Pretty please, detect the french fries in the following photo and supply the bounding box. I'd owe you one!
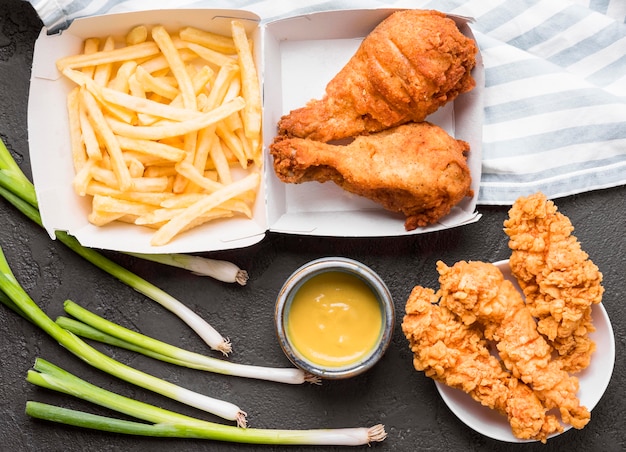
[57,20,262,246]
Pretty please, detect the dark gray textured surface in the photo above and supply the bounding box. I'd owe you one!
[0,1,624,450]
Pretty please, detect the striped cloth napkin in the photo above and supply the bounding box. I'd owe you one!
[26,0,626,205]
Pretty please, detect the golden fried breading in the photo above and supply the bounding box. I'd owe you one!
[277,9,477,142]
[436,260,590,429]
[402,286,562,442]
[270,122,472,230]
[504,192,603,372]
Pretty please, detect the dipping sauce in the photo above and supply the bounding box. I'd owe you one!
[286,271,383,368]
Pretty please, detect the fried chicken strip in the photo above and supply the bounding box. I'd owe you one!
[437,260,590,429]
[503,193,603,372]
[402,286,562,442]
[270,122,472,230]
[277,9,477,142]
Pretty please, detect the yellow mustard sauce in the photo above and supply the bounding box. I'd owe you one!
[287,271,382,368]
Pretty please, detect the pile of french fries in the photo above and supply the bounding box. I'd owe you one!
[56,21,262,246]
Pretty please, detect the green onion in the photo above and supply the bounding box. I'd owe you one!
[0,167,38,207]
[56,300,318,385]
[25,359,385,445]
[125,252,249,285]
[0,139,38,206]
[0,247,245,426]
[0,139,231,354]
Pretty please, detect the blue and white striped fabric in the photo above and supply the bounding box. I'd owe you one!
[25,0,626,205]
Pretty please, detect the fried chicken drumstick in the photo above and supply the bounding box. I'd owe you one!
[270,122,473,230]
[503,193,603,373]
[437,260,590,430]
[402,287,563,442]
[277,9,478,142]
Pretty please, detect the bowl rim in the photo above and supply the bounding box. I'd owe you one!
[274,256,395,379]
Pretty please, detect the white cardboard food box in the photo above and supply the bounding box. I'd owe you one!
[28,8,483,254]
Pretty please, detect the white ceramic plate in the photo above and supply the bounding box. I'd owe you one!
[435,259,615,443]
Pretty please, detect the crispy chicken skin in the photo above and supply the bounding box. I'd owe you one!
[402,287,563,442]
[277,9,478,142]
[503,193,603,372]
[270,122,473,230]
[436,260,590,430]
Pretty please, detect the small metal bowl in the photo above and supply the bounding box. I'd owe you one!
[275,257,395,379]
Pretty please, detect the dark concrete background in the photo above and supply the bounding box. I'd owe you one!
[0,1,624,450]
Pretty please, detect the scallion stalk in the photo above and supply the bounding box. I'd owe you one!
[0,139,231,354]
[25,359,385,445]
[125,252,249,285]
[26,402,386,445]
[0,248,245,426]
[57,300,318,385]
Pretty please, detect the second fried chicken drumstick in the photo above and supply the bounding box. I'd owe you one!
[270,122,473,230]
[277,9,478,142]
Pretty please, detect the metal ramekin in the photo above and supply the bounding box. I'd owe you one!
[275,257,395,379]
